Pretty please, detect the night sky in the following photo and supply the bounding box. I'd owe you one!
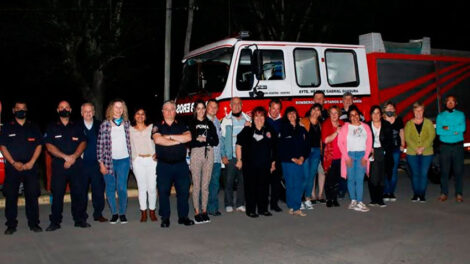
[0,0,468,127]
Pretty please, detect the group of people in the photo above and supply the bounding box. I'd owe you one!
[0,91,466,235]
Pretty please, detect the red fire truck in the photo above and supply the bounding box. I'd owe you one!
[175,32,470,149]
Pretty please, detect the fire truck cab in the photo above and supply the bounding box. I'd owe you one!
[176,36,371,118]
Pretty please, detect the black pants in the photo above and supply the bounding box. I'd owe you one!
[3,164,40,228]
[49,159,88,225]
[325,159,341,201]
[244,166,270,214]
[82,161,105,219]
[269,161,283,207]
[440,143,464,196]
[157,161,190,220]
[369,148,385,204]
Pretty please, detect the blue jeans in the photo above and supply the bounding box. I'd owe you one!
[282,162,304,211]
[104,158,130,215]
[207,163,221,214]
[303,148,321,198]
[346,151,366,202]
[384,148,401,195]
[407,154,433,197]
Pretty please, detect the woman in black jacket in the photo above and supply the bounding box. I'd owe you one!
[367,105,394,207]
[277,107,310,216]
[236,106,276,218]
[189,100,219,224]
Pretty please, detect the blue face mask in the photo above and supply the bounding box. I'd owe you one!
[113,117,123,126]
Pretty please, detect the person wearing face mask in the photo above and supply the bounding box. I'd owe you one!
[44,100,89,231]
[436,95,466,203]
[382,102,405,202]
[97,99,132,224]
[0,101,43,235]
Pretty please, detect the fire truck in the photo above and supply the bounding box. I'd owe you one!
[175,32,470,148]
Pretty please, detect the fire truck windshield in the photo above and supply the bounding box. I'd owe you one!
[178,47,234,97]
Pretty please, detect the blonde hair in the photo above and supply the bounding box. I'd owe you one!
[105,99,129,121]
[413,102,424,110]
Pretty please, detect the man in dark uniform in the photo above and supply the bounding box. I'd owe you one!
[0,101,42,235]
[79,102,106,222]
[152,100,194,228]
[44,100,89,231]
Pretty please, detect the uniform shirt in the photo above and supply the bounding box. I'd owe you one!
[0,120,42,163]
[152,120,189,163]
[44,120,86,162]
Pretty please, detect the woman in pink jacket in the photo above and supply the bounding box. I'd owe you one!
[338,107,373,212]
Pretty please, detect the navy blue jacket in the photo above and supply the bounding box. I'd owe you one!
[277,120,310,163]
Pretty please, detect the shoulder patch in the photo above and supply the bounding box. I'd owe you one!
[152,125,158,134]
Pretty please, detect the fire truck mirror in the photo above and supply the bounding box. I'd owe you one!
[252,49,263,81]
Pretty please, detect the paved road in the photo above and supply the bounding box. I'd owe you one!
[1,168,469,264]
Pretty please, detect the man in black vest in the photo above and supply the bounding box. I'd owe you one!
[79,102,106,222]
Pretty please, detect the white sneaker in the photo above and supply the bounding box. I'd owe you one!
[225,206,233,213]
[300,202,306,210]
[236,206,246,212]
[304,200,314,210]
[354,202,370,212]
[348,200,358,210]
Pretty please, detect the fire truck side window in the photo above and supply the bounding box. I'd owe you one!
[259,50,285,81]
[236,49,254,91]
[178,48,233,96]
[294,48,320,87]
[325,49,360,87]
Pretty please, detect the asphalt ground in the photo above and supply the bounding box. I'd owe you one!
[0,167,469,264]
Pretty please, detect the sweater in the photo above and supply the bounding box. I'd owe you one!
[436,110,466,144]
[404,118,435,156]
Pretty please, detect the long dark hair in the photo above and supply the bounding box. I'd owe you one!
[283,106,299,126]
[132,106,148,126]
[192,99,206,119]
[305,103,322,118]
[369,105,382,121]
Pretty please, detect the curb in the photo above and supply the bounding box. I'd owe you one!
[0,187,179,209]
